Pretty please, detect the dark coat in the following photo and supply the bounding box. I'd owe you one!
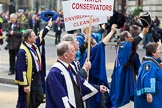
[6,22,23,50]
[53,22,63,34]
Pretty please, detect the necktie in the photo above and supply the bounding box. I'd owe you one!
[68,65,73,76]
[32,45,41,71]
[37,59,41,71]
[68,65,77,84]
[32,45,36,51]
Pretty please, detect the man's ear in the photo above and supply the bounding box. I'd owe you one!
[27,37,31,42]
[124,37,127,41]
[64,53,68,59]
[152,53,156,57]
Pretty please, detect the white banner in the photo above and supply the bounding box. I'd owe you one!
[62,1,107,31]
[69,0,114,16]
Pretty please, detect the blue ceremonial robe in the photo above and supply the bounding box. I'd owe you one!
[46,61,98,108]
[15,26,49,108]
[81,42,110,108]
[35,26,50,96]
[39,40,46,94]
[109,35,142,107]
[15,43,42,108]
[15,48,28,108]
[91,31,102,43]
[76,30,102,63]
[134,56,162,108]
[109,41,140,107]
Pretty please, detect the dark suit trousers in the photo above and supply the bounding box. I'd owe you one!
[55,32,61,45]
[30,72,43,108]
[9,49,18,73]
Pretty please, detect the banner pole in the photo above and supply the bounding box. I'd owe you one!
[87,15,93,81]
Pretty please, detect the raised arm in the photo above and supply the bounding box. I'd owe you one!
[134,26,150,45]
[35,18,53,46]
[102,24,117,45]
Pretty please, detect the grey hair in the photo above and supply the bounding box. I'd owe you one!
[119,31,130,41]
[22,29,34,41]
[10,13,18,19]
[61,34,76,43]
[57,41,70,56]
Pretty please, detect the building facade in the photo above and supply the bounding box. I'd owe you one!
[126,0,162,20]
[0,0,162,20]
[143,0,162,19]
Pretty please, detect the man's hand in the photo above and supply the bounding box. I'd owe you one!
[24,86,30,93]
[83,59,91,71]
[47,18,53,27]
[102,24,117,45]
[101,24,106,30]
[141,26,150,36]
[10,31,14,36]
[146,93,153,103]
[111,24,117,32]
[100,85,108,93]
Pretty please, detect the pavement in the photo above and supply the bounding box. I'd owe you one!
[0,45,14,85]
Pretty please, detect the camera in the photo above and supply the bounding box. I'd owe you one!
[5,32,11,42]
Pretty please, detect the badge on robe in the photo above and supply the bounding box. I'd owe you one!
[144,64,151,71]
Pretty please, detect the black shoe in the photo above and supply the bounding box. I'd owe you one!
[8,72,14,75]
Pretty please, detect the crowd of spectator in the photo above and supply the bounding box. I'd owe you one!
[121,14,162,48]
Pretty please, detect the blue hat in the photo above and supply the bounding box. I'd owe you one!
[40,11,59,22]
[76,33,85,46]
[91,32,102,43]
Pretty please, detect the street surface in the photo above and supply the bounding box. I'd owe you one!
[0,83,133,108]
[0,83,45,108]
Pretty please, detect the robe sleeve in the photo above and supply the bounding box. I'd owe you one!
[79,77,98,101]
[35,26,49,47]
[78,68,87,79]
[136,61,156,96]
[15,50,28,86]
[46,68,72,108]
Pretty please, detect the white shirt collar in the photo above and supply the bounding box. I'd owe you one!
[25,41,32,48]
[58,59,69,68]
